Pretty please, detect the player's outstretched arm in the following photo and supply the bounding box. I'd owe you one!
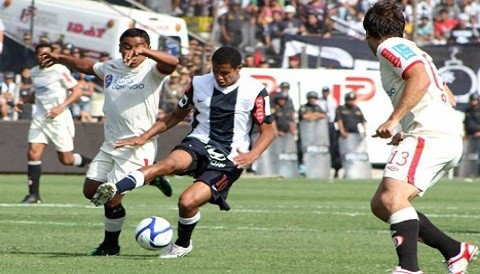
[39,52,96,75]
[114,107,191,148]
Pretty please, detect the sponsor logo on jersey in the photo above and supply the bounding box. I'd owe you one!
[105,74,113,88]
[386,88,396,97]
[381,48,401,68]
[108,75,145,90]
[253,96,265,123]
[392,44,416,60]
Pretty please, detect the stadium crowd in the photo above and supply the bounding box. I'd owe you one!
[0,1,479,178]
[2,0,480,122]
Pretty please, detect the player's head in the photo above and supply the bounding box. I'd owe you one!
[363,1,405,53]
[211,46,242,88]
[35,43,52,67]
[119,28,150,46]
[119,28,150,67]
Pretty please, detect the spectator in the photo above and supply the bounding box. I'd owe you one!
[238,1,259,53]
[281,5,303,36]
[16,67,34,120]
[159,70,185,114]
[218,0,250,49]
[243,54,256,67]
[0,71,16,120]
[71,73,95,122]
[417,14,435,45]
[317,86,341,178]
[263,10,286,55]
[287,54,301,68]
[464,93,480,138]
[447,13,480,44]
[434,8,458,43]
[258,0,284,28]
[301,12,330,37]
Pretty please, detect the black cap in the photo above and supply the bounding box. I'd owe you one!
[322,86,330,92]
[470,93,480,101]
[344,92,356,100]
[4,71,15,79]
[306,91,319,99]
[279,82,290,89]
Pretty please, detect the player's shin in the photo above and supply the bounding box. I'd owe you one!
[116,170,145,193]
[175,212,201,248]
[417,211,460,260]
[389,207,420,272]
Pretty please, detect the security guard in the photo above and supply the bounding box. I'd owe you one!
[464,93,480,138]
[335,92,366,139]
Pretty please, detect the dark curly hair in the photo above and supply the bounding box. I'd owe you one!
[363,1,405,39]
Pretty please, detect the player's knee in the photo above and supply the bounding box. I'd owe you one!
[83,179,101,199]
[177,195,198,213]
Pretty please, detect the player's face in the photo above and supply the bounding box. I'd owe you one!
[212,63,241,88]
[119,36,149,67]
[36,46,52,68]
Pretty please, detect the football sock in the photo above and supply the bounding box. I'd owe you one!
[73,153,92,167]
[389,207,420,272]
[103,203,126,248]
[115,170,145,194]
[27,161,41,196]
[175,212,201,248]
[417,211,460,260]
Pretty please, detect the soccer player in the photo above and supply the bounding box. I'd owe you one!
[91,46,275,258]
[39,28,178,256]
[363,2,478,274]
[17,43,91,204]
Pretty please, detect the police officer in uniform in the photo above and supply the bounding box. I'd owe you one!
[336,92,366,139]
[464,93,480,138]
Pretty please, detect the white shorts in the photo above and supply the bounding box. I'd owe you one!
[28,119,75,152]
[383,134,462,195]
[86,140,157,184]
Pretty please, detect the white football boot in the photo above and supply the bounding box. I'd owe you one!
[445,242,479,274]
[91,182,117,206]
[160,240,193,259]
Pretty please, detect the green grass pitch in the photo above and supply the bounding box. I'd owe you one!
[0,174,479,273]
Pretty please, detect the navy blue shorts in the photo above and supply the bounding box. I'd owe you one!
[174,138,243,211]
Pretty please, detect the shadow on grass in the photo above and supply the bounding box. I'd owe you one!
[2,250,159,259]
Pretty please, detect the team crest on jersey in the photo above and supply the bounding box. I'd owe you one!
[392,44,416,60]
[380,48,401,68]
[105,74,113,88]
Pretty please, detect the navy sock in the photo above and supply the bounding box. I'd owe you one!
[115,175,137,194]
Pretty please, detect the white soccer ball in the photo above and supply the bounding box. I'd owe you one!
[134,216,173,250]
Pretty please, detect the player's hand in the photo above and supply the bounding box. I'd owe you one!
[387,132,404,146]
[38,52,60,68]
[372,120,398,139]
[114,136,146,148]
[123,46,146,67]
[14,102,24,113]
[46,105,63,119]
[232,148,256,169]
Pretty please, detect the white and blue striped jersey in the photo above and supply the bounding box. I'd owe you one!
[178,72,272,161]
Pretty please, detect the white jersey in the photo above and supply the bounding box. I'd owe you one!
[30,64,78,123]
[93,58,166,143]
[377,37,462,137]
[178,72,272,161]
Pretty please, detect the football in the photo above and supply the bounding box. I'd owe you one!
[134,216,173,250]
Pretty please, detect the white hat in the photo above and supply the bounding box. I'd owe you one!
[284,5,296,13]
[458,13,469,21]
